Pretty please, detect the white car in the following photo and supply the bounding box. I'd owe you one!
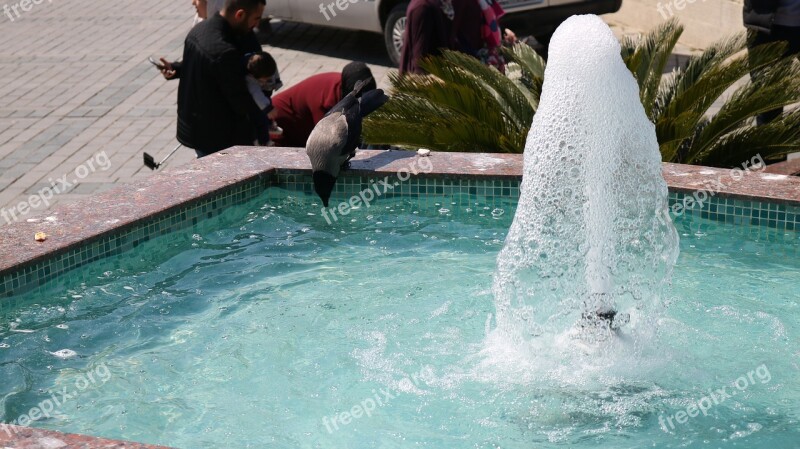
[264,0,623,65]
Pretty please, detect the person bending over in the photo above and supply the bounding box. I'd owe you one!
[270,62,376,147]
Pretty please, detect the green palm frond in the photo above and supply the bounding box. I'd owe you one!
[503,42,546,80]
[364,48,534,152]
[621,18,683,120]
[422,50,535,130]
[686,55,800,163]
[362,20,800,168]
[505,63,541,111]
[659,38,781,123]
[694,108,800,167]
[390,70,512,136]
[658,40,795,163]
[363,91,513,152]
[655,33,747,118]
[502,42,546,110]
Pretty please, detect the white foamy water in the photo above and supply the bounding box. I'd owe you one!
[50,349,78,359]
[490,16,680,354]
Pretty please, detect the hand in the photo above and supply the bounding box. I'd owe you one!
[504,28,518,45]
[159,57,177,80]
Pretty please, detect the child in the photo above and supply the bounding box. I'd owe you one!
[244,51,283,145]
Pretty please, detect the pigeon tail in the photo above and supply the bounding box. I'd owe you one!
[360,89,389,117]
[350,78,373,98]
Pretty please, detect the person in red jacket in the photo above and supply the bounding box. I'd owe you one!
[270,62,376,147]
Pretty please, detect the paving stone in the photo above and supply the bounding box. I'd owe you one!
[0,0,540,214]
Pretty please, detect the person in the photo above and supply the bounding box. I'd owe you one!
[158,0,263,81]
[270,62,377,147]
[474,0,507,72]
[744,0,800,125]
[158,0,208,80]
[207,0,225,16]
[244,51,283,145]
[399,0,498,75]
[176,0,266,157]
[399,0,456,75]
[451,0,506,72]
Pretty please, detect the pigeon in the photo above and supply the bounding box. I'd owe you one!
[306,78,389,207]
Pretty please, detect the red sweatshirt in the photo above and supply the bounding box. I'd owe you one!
[271,72,343,147]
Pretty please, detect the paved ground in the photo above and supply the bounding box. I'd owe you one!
[0,1,395,225]
[0,1,713,226]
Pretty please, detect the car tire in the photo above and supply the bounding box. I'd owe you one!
[383,3,409,67]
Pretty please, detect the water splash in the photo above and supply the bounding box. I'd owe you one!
[491,15,680,351]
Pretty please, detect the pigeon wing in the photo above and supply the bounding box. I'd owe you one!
[306,112,350,176]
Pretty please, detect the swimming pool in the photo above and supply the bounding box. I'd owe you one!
[1,187,797,448]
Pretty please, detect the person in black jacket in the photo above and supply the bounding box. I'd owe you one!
[157,0,209,80]
[744,0,800,125]
[161,3,262,80]
[176,0,266,157]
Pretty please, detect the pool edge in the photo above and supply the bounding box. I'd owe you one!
[3,147,800,278]
[0,146,799,447]
[0,424,173,448]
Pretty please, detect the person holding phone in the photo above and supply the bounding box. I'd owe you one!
[154,0,209,80]
[176,0,267,157]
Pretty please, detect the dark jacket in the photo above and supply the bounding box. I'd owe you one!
[400,0,453,75]
[176,14,261,154]
[171,61,182,79]
[169,23,260,80]
[744,0,780,33]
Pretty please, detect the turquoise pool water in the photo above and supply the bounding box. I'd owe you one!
[1,190,798,448]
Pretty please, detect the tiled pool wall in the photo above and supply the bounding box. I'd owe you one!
[271,170,521,216]
[668,191,798,232]
[4,169,798,303]
[278,170,800,230]
[0,177,269,306]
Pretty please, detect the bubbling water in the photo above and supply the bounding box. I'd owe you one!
[491,15,680,350]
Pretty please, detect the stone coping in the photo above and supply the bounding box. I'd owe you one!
[2,146,800,277]
[764,158,800,176]
[0,424,171,448]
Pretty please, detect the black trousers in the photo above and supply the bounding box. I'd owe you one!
[748,25,800,125]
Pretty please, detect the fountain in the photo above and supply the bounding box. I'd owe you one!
[491,15,681,347]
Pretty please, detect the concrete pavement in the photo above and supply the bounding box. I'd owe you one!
[0,0,393,226]
[0,0,741,227]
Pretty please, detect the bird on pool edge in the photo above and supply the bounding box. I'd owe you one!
[305,78,389,207]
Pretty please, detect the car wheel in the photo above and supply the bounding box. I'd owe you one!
[384,3,408,67]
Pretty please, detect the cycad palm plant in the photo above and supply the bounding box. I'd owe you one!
[361,48,542,153]
[625,20,800,166]
[363,19,800,167]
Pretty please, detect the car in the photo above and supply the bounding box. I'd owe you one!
[264,0,623,65]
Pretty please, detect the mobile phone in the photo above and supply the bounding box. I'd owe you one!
[148,57,164,69]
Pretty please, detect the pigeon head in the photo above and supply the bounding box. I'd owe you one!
[313,171,337,207]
